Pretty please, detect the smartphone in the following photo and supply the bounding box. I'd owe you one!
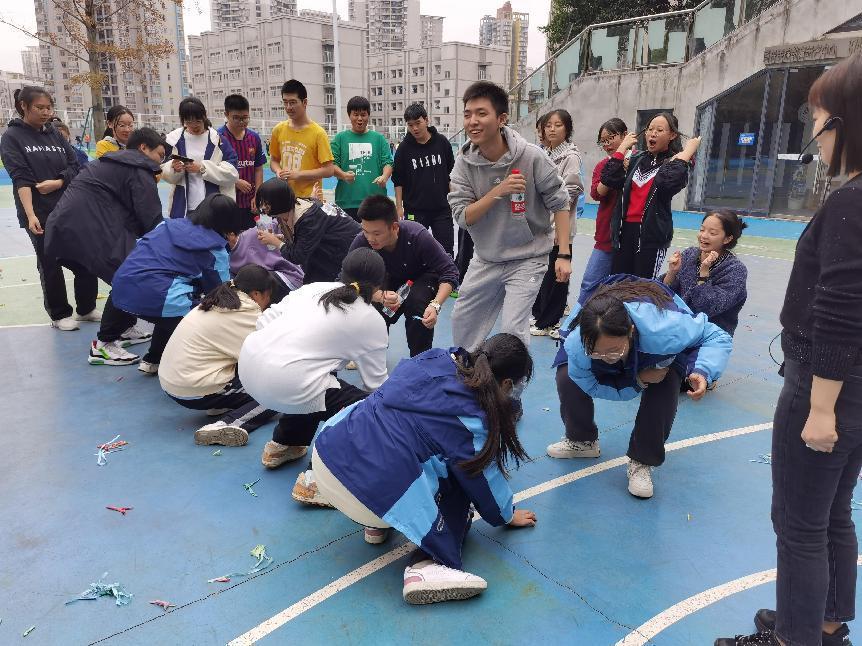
[170,153,194,164]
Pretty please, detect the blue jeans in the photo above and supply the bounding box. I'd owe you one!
[577,248,613,305]
[772,359,862,645]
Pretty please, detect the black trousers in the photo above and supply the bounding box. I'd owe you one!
[167,373,276,432]
[531,245,569,329]
[343,207,360,223]
[97,294,137,342]
[555,363,681,466]
[381,272,439,357]
[611,222,667,279]
[272,378,368,446]
[455,229,474,285]
[411,208,454,258]
[28,230,98,321]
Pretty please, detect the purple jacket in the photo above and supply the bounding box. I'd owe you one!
[230,228,304,290]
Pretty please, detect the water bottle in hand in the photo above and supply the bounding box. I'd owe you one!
[510,169,526,218]
[382,280,414,318]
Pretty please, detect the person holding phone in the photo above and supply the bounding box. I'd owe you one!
[161,97,239,218]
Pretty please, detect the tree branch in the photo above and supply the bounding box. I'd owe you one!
[0,17,88,62]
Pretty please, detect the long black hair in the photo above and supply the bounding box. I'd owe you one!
[704,208,747,250]
[200,264,278,312]
[13,86,52,117]
[457,333,534,478]
[188,193,243,236]
[179,97,212,129]
[647,111,683,155]
[597,117,628,143]
[318,248,385,312]
[543,109,573,142]
[103,104,131,138]
[577,279,674,355]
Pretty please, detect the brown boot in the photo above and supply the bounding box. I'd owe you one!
[291,471,334,508]
[261,441,307,468]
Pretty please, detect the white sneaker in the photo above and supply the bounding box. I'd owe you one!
[627,459,654,498]
[51,316,79,331]
[74,308,102,322]
[138,360,159,375]
[88,340,140,366]
[530,325,554,337]
[564,304,571,316]
[194,420,249,447]
[546,438,600,459]
[402,562,488,605]
[529,316,536,326]
[364,527,391,544]
[549,328,561,340]
[291,471,334,508]
[119,323,153,347]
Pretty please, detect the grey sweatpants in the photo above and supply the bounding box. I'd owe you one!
[451,255,548,351]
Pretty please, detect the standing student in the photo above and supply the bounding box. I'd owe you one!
[350,194,459,357]
[95,108,133,158]
[238,248,389,471]
[449,81,571,351]
[310,333,537,603]
[530,109,585,338]
[578,118,628,304]
[161,97,239,218]
[218,94,267,230]
[269,79,335,199]
[393,103,456,256]
[255,177,360,284]
[159,265,279,448]
[549,276,731,499]
[43,127,167,365]
[715,53,862,646]
[0,86,98,331]
[603,112,700,279]
[332,95,393,221]
[109,193,239,373]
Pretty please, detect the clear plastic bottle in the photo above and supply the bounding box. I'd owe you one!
[510,168,526,218]
[256,213,277,250]
[382,280,413,318]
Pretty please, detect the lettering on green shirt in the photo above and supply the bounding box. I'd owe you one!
[332,129,394,209]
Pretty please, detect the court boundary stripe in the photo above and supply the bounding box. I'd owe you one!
[228,422,772,645]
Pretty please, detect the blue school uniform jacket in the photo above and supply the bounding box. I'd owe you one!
[111,219,230,319]
[314,348,515,570]
[553,275,732,400]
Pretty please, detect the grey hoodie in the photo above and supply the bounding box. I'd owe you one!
[449,126,569,263]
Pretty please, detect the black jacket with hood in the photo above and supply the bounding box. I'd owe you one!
[0,118,80,227]
[392,126,455,214]
[44,149,164,283]
[601,150,690,251]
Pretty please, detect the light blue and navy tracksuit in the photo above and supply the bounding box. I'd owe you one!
[108,218,231,363]
[553,274,732,466]
[313,347,515,570]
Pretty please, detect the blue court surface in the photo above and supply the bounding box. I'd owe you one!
[1,202,860,646]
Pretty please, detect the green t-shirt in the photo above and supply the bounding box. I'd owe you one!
[331,129,394,209]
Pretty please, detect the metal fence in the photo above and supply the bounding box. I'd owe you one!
[508,0,782,123]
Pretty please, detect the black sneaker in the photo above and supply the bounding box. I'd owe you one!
[754,609,852,645]
[714,632,780,646]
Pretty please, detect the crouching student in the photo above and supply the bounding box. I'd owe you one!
[308,333,538,604]
[158,265,280,447]
[548,276,732,499]
[109,193,240,373]
[238,248,389,471]
[226,225,304,304]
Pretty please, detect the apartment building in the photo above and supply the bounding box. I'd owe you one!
[0,70,41,115]
[479,1,529,88]
[209,0,297,31]
[21,46,42,84]
[368,42,509,138]
[420,15,444,48]
[349,0,421,52]
[188,14,367,133]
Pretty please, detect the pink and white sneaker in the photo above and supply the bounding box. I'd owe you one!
[402,561,487,605]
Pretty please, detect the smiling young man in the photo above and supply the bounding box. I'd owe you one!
[448,81,571,352]
[349,194,459,357]
[218,94,267,229]
[269,79,334,199]
[332,96,393,222]
[392,103,456,256]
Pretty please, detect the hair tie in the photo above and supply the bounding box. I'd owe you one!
[350,282,360,294]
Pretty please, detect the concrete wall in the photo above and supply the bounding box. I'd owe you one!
[513,0,862,210]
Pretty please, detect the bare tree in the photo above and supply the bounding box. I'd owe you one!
[1,0,182,137]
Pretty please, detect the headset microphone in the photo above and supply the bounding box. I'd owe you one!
[798,116,842,164]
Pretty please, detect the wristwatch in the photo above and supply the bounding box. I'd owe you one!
[429,301,442,313]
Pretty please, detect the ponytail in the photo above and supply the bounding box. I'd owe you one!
[457,333,533,477]
[14,86,52,117]
[200,264,276,311]
[318,248,385,313]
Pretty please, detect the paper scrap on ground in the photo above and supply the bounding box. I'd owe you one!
[66,572,133,606]
[106,506,133,515]
[23,625,35,637]
[243,478,261,497]
[749,453,771,465]
[96,435,128,466]
[208,544,273,583]
[212,449,222,456]
[149,599,176,612]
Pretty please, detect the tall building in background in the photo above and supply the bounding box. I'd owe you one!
[34,0,188,125]
[349,0,420,52]
[210,0,298,31]
[420,15,444,48]
[479,1,529,88]
[21,46,42,83]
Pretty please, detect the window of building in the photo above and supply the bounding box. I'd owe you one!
[434,82,440,92]
[210,52,222,63]
[419,66,424,75]
[249,67,261,79]
[229,69,241,80]
[390,69,397,79]
[247,45,259,58]
[267,41,281,55]
[412,84,417,94]
[268,64,283,75]
[434,117,441,126]
[270,85,280,97]
[444,106,449,114]
[478,65,488,81]
[228,49,240,61]
[444,88,450,97]
[434,64,441,74]
[324,92,335,106]
[444,70,450,79]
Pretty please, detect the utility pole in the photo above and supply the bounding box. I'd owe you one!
[332,0,343,133]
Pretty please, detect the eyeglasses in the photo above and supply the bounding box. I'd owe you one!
[586,339,629,362]
[597,137,617,147]
[230,115,250,123]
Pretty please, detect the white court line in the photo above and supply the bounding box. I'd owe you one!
[615,555,862,646]
[0,322,51,329]
[228,422,772,645]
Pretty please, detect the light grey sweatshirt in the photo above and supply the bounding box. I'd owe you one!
[449,126,570,263]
